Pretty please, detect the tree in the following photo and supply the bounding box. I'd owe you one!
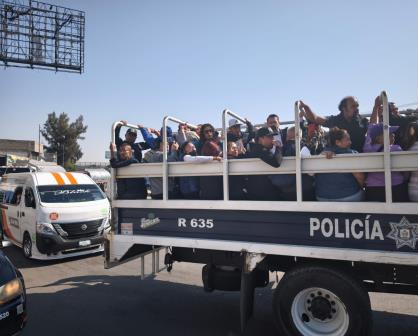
[41,112,87,170]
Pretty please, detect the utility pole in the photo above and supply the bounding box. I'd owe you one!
[62,135,65,167]
[38,124,41,161]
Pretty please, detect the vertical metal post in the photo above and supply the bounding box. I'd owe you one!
[381,91,392,204]
[222,110,229,201]
[151,249,156,275]
[141,256,145,280]
[29,0,34,67]
[62,135,65,167]
[294,101,302,203]
[38,124,41,160]
[110,122,119,204]
[221,110,249,202]
[162,117,169,201]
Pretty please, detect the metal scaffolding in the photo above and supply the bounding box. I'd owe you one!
[0,0,85,73]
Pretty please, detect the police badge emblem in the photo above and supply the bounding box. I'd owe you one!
[387,217,418,249]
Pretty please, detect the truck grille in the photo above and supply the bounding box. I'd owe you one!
[53,219,103,239]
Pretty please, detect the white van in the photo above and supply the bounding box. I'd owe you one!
[0,172,111,259]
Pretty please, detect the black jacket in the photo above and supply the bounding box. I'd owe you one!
[245,144,282,200]
[247,143,282,167]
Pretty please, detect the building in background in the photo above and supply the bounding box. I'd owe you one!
[0,139,56,165]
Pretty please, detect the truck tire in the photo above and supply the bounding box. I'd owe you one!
[23,232,32,259]
[273,265,372,336]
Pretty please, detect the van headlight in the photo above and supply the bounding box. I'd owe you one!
[36,223,56,235]
[0,278,23,305]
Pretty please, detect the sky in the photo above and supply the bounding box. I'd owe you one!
[1,0,418,162]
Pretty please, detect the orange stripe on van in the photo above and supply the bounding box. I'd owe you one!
[51,172,65,185]
[65,172,78,185]
[1,209,19,245]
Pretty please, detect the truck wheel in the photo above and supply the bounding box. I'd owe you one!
[23,233,32,259]
[273,265,372,336]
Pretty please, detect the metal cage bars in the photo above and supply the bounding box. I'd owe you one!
[111,90,395,203]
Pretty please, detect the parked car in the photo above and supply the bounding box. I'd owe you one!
[0,250,27,335]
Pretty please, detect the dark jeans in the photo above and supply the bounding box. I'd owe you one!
[365,182,409,202]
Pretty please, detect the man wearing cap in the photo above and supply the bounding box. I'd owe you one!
[114,121,151,162]
[246,127,283,200]
[363,122,409,202]
[227,118,255,155]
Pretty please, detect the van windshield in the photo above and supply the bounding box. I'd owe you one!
[37,184,106,203]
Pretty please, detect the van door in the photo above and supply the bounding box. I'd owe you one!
[21,187,37,242]
[4,186,24,245]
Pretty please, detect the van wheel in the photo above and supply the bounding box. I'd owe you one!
[273,265,372,336]
[23,233,32,259]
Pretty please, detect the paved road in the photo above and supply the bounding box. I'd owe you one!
[2,243,418,336]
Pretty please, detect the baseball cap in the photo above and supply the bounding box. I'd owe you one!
[229,119,243,128]
[126,128,137,135]
[368,123,399,141]
[256,127,277,137]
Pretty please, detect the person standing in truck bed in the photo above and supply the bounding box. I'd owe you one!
[114,121,151,162]
[246,127,283,200]
[299,97,369,153]
[109,143,147,199]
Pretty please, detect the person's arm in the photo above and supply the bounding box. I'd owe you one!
[362,123,375,153]
[244,119,255,144]
[139,127,155,148]
[370,96,381,124]
[299,101,327,125]
[352,172,365,188]
[109,143,118,159]
[110,157,138,168]
[176,127,188,145]
[114,123,124,146]
[183,155,221,163]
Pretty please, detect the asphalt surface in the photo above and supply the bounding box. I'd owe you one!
[2,242,418,336]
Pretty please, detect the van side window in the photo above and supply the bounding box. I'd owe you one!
[3,191,13,204]
[24,188,36,209]
[10,187,23,205]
